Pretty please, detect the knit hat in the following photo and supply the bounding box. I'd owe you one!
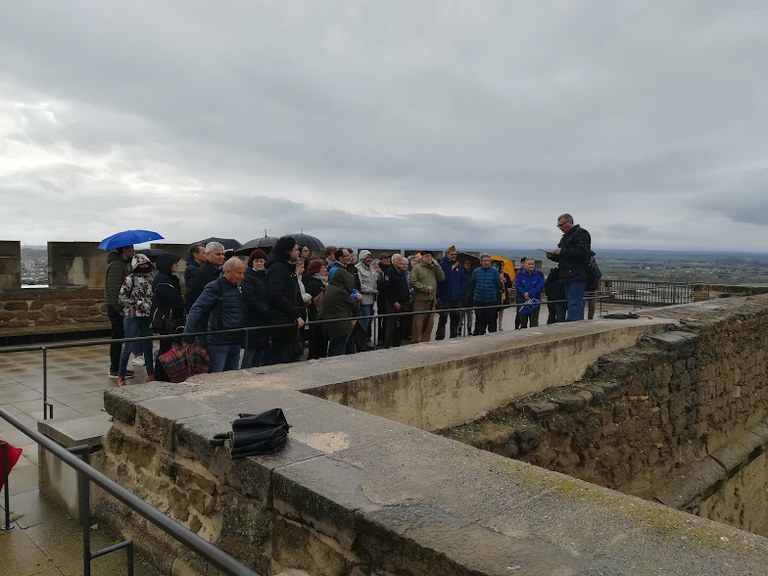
[358,249,372,260]
[248,249,267,266]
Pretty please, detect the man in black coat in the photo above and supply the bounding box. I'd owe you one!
[546,213,591,322]
[379,254,410,348]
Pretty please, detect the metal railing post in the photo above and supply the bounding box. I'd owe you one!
[42,347,53,420]
[1,441,9,530]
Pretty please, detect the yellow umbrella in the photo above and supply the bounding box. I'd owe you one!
[490,255,516,282]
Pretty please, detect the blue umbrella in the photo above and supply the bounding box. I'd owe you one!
[98,229,164,251]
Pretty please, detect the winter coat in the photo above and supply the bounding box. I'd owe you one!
[586,260,602,292]
[151,254,184,326]
[379,265,409,308]
[544,269,566,301]
[355,262,379,305]
[303,275,327,320]
[471,266,502,304]
[437,257,467,303]
[118,254,154,317]
[411,261,445,302]
[105,251,130,309]
[549,224,591,283]
[241,267,268,327]
[185,261,221,312]
[321,268,358,340]
[514,269,545,312]
[265,256,301,343]
[185,276,244,346]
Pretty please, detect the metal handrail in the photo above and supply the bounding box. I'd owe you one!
[0,404,259,576]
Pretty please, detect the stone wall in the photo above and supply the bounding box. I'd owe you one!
[0,240,21,290]
[0,287,108,332]
[89,297,768,576]
[440,296,768,534]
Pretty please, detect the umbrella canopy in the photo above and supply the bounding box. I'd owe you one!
[236,235,278,255]
[98,229,164,251]
[491,254,517,281]
[136,248,179,262]
[457,252,480,270]
[196,237,241,251]
[289,233,324,252]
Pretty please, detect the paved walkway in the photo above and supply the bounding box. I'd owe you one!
[0,341,160,575]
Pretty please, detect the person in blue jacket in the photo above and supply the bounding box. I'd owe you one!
[435,245,466,340]
[514,258,545,328]
[471,253,503,335]
[184,257,246,373]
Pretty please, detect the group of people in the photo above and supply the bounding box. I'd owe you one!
[104,213,599,380]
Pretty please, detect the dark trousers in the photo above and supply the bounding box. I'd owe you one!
[435,301,462,339]
[107,305,124,372]
[384,302,405,348]
[517,308,541,329]
[473,303,498,335]
[547,302,566,324]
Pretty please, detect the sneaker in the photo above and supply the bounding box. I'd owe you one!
[116,377,126,387]
[108,370,135,379]
[131,355,145,366]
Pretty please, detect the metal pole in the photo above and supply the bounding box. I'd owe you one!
[73,446,93,576]
[1,441,9,530]
[42,347,52,420]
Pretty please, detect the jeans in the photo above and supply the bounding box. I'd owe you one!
[107,305,125,373]
[358,304,373,333]
[328,334,350,356]
[565,281,587,321]
[208,344,241,372]
[119,316,153,378]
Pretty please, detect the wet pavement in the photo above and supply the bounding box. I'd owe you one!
[0,342,161,575]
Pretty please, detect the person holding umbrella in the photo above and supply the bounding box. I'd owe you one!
[105,245,135,380]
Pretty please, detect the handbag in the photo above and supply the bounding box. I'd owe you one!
[157,343,190,383]
[211,409,291,459]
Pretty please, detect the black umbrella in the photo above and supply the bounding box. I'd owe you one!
[289,233,325,252]
[195,237,241,251]
[136,248,180,262]
[236,235,279,255]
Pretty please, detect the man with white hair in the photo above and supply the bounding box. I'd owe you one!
[380,253,409,348]
[184,256,246,372]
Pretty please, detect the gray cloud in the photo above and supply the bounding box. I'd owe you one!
[2,1,768,251]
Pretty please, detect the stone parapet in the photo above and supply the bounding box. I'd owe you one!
[92,304,768,575]
[0,240,21,290]
[0,286,108,336]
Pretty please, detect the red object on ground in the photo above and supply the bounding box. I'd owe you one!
[0,439,23,491]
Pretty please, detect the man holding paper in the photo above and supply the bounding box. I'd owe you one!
[546,213,592,321]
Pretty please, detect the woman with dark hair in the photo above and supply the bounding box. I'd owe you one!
[241,249,269,368]
[303,258,328,359]
[151,253,185,382]
[264,236,304,365]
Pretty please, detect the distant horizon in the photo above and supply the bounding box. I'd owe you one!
[17,242,768,258]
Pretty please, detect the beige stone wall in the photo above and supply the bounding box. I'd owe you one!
[0,287,108,332]
[441,296,768,533]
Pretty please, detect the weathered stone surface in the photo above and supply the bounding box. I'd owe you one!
[90,295,768,576]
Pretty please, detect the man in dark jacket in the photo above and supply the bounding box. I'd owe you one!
[546,213,592,322]
[105,245,135,379]
[184,242,224,313]
[435,245,466,340]
[265,236,304,365]
[184,257,245,372]
[379,254,409,348]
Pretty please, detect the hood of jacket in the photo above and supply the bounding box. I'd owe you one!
[130,253,152,271]
[155,253,180,274]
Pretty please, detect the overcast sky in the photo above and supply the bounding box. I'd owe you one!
[2,2,767,253]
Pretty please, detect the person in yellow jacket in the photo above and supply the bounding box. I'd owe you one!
[409,250,446,343]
